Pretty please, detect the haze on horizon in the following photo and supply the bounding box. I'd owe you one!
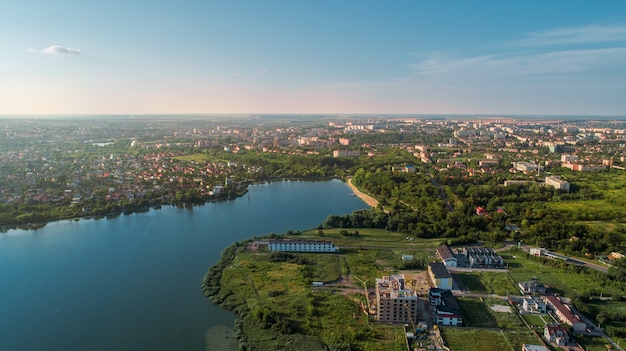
[1,0,626,116]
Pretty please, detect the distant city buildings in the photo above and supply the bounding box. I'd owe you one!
[512,161,541,173]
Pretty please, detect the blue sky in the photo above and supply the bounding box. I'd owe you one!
[1,0,626,115]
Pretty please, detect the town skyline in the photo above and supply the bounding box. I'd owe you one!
[2,1,626,115]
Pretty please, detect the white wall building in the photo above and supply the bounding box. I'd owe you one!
[545,176,570,193]
[333,150,361,158]
[268,240,338,253]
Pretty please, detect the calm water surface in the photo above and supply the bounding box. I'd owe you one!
[0,180,367,351]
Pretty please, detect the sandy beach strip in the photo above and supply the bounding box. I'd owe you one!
[347,177,379,207]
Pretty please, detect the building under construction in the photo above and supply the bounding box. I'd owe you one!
[375,274,418,324]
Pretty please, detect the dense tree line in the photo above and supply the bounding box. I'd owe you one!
[326,167,619,256]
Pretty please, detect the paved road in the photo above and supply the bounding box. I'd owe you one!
[502,242,609,273]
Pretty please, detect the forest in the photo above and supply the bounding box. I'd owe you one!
[324,162,626,258]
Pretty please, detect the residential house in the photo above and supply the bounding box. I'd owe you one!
[522,296,546,314]
[429,288,463,326]
[529,248,546,257]
[521,345,549,351]
[543,295,587,332]
[544,325,570,346]
[476,206,488,216]
[462,247,505,268]
[436,245,458,267]
[519,280,547,295]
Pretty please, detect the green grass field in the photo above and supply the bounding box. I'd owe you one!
[547,199,626,220]
[441,328,539,351]
[211,230,625,350]
[298,228,442,251]
[575,335,617,351]
[521,314,548,328]
[458,297,526,330]
[501,249,613,296]
[457,297,498,328]
[455,271,518,295]
[546,171,626,220]
[219,248,407,350]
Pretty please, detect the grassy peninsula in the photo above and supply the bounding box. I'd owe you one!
[201,229,440,351]
[204,225,626,351]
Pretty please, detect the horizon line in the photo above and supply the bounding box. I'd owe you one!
[1,113,626,118]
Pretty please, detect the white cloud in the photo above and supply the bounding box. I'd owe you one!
[407,23,626,83]
[409,47,626,82]
[512,24,626,47]
[258,69,268,74]
[38,45,82,55]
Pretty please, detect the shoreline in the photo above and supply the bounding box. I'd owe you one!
[346,177,379,207]
[2,178,368,233]
[1,177,347,233]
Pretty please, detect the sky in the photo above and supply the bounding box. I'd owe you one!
[1,0,626,116]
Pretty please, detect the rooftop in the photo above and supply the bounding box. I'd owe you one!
[376,274,417,299]
[543,295,583,325]
[437,245,454,260]
[429,262,451,279]
[268,239,334,245]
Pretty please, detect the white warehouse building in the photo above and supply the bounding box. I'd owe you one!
[268,239,339,253]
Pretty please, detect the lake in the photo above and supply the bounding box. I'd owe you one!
[0,180,368,351]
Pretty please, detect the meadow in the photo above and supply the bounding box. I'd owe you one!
[217,247,408,350]
[500,248,613,297]
[458,297,527,330]
[207,233,624,350]
[455,271,518,295]
[441,328,539,351]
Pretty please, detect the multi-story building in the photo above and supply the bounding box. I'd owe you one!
[512,161,540,173]
[429,288,463,326]
[561,155,579,163]
[333,150,361,158]
[522,296,546,314]
[545,176,570,193]
[461,247,505,268]
[375,274,418,324]
[268,240,338,253]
